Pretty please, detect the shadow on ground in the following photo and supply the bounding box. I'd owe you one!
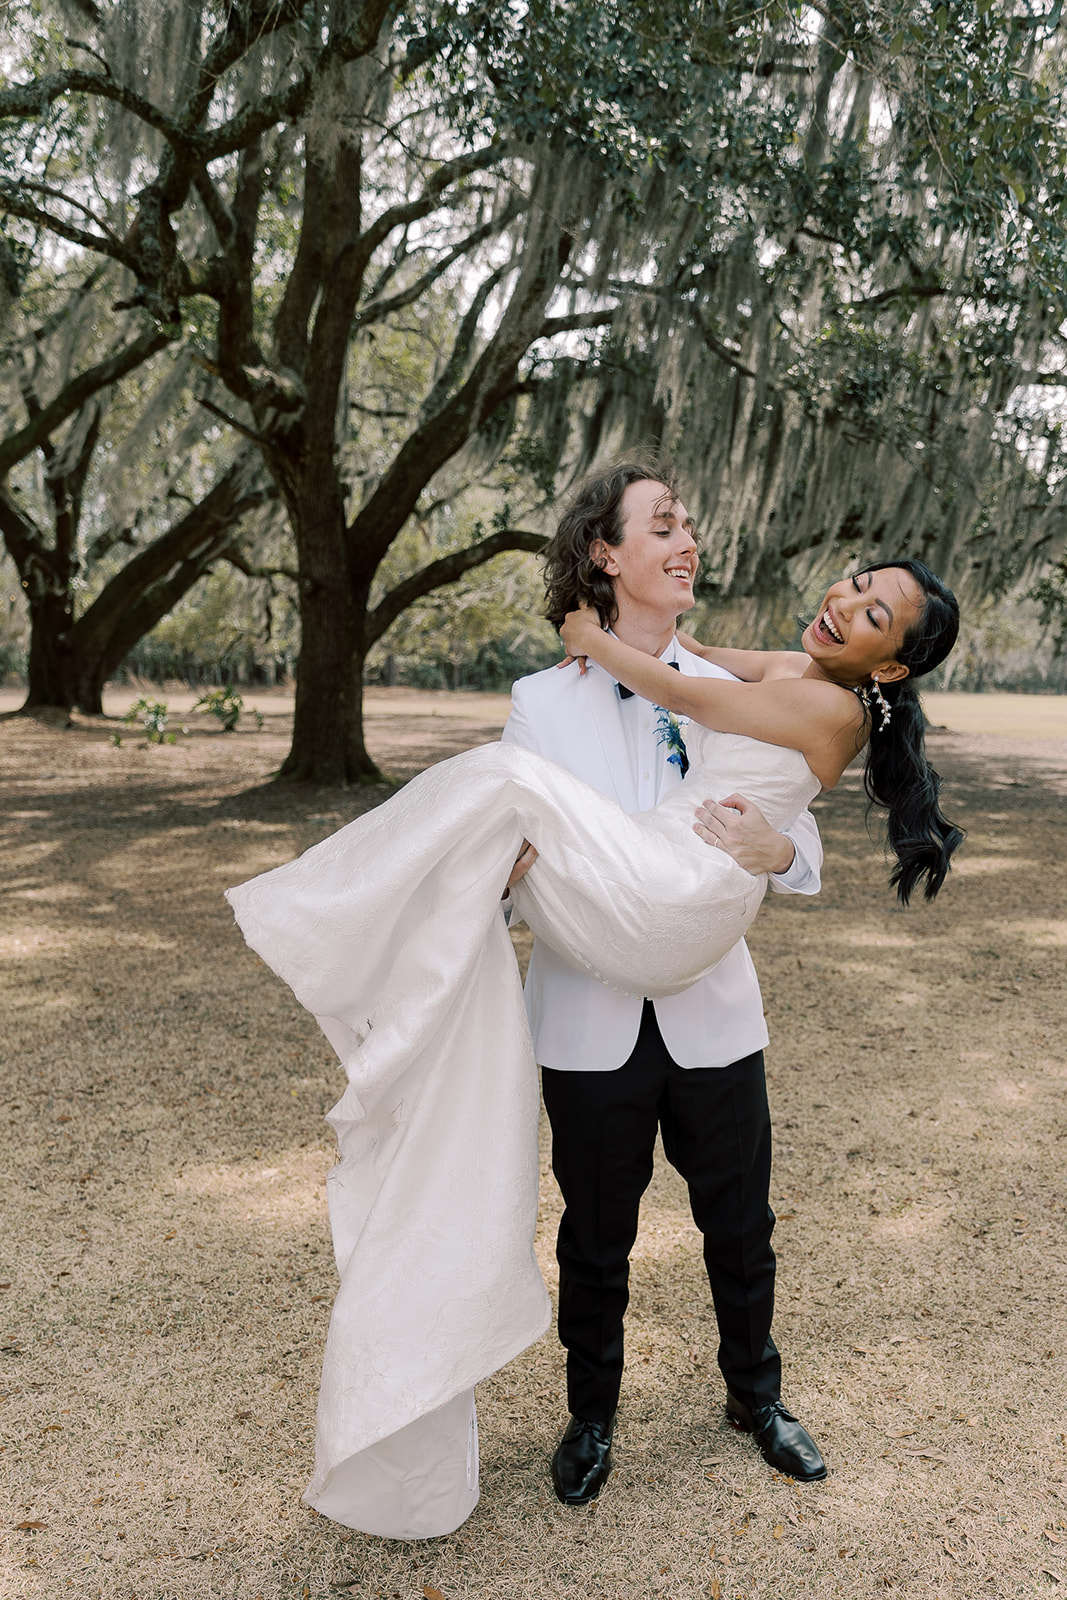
[1,700,1065,1599]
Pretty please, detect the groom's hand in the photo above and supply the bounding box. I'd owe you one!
[504,839,538,894]
[693,793,796,875]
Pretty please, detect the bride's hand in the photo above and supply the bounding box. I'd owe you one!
[559,603,602,672]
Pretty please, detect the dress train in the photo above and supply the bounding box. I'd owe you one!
[225,731,820,1537]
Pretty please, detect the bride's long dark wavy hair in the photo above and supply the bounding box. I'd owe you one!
[856,559,964,904]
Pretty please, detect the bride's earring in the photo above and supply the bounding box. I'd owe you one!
[870,674,891,732]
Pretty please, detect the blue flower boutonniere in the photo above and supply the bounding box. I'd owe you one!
[654,706,689,777]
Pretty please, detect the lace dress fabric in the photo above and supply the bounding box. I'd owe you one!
[225,728,820,1539]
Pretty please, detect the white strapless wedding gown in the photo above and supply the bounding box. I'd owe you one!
[226,727,820,1540]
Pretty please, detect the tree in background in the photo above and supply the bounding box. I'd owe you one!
[2,1,1066,778]
[0,274,271,710]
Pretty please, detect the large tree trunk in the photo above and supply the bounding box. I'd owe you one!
[347,632,380,781]
[4,452,264,716]
[275,471,374,784]
[267,106,381,786]
[23,590,78,709]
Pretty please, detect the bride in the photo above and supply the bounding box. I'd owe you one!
[227,533,961,1540]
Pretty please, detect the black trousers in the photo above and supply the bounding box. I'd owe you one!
[541,1000,781,1425]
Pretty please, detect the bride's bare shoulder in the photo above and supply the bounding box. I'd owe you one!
[761,650,811,680]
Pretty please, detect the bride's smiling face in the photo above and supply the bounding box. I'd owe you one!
[803,566,926,686]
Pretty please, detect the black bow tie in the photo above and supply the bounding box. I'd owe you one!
[616,659,680,699]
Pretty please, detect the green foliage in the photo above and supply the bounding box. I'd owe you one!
[122,697,174,744]
[4,0,1066,753]
[193,686,262,731]
[1028,559,1067,654]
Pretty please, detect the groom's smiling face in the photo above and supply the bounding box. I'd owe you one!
[594,479,699,624]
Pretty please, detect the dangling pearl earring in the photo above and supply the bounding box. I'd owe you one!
[870,674,891,732]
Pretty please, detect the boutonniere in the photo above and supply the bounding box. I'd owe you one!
[654,706,690,776]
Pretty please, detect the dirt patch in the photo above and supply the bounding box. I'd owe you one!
[1,690,1065,1599]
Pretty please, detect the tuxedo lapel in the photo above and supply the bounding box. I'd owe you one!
[578,664,637,811]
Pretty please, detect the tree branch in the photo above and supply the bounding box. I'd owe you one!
[0,327,169,477]
[349,182,570,578]
[0,69,196,152]
[849,283,948,310]
[13,178,125,246]
[68,451,267,666]
[538,308,617,339]
[197,0,395,159]
[0,183,141,274]
[193,169,236,249]
[366,528,545,644]
[190,1,307,132]
[218,544,297,584]
[689,304,757,379]
[355,199,523,331]
[0,483,47,573]
[419,259,516,422]
[196,396,275,449]
[354,145,507,268]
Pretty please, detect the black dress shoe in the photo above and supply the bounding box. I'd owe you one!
[725,1393,827,1481]
[551,1415,614,1505]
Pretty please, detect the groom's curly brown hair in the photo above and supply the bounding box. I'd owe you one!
[542,455,679,632]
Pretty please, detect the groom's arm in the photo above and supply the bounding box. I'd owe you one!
[770,808,821,895]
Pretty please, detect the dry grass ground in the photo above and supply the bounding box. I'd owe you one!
[1,685,1065,1600]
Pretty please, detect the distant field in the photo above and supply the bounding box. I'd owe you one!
[1,684,1064,740]
[920,690,1066,738]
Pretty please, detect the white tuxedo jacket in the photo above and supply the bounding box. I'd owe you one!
[501,649,822,1071]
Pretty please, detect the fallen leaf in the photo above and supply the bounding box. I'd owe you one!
[1042,1570,1062,1586]
[423,1588,446,1600]
[890,1429,917,1438]
[773,1523,785,1538]
[163,1231,175,1240]
[311,1295,327,1303]
[776,1212,795,1221]
[56,1115,72,1124]
[1046,1530,1062,1544]
[709,1581,722,1600]
[41,1425,62,1433]
[16,1521,46,1530]
[904,1448,948,1461]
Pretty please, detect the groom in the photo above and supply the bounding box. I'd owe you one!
[501,459,827,1502]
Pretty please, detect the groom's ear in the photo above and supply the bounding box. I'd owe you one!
[590,538,620,576]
